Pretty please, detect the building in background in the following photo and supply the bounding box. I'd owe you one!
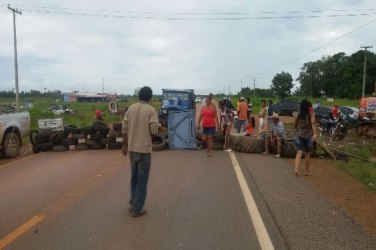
[63,92,116,103]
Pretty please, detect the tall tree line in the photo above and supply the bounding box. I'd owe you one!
[296,50,376,99]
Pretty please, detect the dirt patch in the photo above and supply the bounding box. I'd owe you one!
[0,144,33,167]
[287,158,376,237]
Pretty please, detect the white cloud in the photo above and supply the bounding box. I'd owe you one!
[0,0,375,95]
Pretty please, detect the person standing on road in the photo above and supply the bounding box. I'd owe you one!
[258,100,267,133]
[294,99,317,177]
[197,94,219,157]
[237,97,248,133]
[219,100,233,151]
[246,97,253,118]
[122,86,159,217]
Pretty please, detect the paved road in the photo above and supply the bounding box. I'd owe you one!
[0,148,375,249]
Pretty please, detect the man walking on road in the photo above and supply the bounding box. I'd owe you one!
[122,86,159,217]
[237,97,248,133]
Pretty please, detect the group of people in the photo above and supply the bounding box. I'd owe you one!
[121,88,317,217]
[196,94,317,176]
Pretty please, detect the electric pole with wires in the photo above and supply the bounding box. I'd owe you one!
[361,45,373,98]
[8,5,22,111]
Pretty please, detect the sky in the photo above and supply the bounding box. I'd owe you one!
[0,0,375,95]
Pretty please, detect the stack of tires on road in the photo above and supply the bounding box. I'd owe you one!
[30,121,123,153]
[195,131,315,157]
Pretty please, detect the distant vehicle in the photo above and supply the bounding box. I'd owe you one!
[339,106,359,119]
[0,110,30,158]
[48,105,75,115]
[159,89,195,127]
[195,97,202,103]
[314,106,332,122]
[268,99,299,116]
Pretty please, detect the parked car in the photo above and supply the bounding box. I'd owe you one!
[195,97,202,103]
[340,106,359,119]
[0,110,30,158]
[314,106,332,122]
[48,105,75,115]
[268,99,299,116]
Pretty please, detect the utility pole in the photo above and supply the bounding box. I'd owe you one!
[253,78,256,98]
[8,5,22,112]
[361,45,373,98]
[228,84,232,96]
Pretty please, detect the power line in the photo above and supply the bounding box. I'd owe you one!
[254,18,376,78]
[6,4,376,15]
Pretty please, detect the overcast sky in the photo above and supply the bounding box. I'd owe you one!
[0,0,375,95]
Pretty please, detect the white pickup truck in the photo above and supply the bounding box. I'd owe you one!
[0,111,30,158]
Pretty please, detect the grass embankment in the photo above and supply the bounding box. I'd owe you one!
[336,142,376,192]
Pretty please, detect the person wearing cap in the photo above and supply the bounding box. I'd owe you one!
[262,112,286,158]
[237,97,248,133]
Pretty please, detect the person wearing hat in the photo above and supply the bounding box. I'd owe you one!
[262,112,286,158]
[237,97,248,133]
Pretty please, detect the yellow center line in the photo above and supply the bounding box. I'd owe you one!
[0,214,46,250]
[0,153,42,170]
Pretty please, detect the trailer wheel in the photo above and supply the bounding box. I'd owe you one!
[2,132,20,158]
[152,134,167,151]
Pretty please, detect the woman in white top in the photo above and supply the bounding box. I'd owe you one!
[258,100,267,133]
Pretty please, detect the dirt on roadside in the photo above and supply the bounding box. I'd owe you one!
[287,158,376,237]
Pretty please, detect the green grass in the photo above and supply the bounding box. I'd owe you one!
[337,159,376,192]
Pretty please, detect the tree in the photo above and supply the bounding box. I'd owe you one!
[271,71,294,100]
[296,61,323,97]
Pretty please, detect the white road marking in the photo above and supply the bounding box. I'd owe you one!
[228,151,274,250]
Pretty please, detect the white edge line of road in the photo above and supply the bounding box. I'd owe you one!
[228,150,274,250]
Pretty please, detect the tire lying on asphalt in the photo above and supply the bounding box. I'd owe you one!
[112,122,122,131]
[40,142,54,152]
[230,135,264,154]
[88,143,105,150]
[92,121,110,135]
[53,145,69,152]
[152,133,167,151]
[108,142,123,150]
[100,137,116,145]
[76,144,89,150]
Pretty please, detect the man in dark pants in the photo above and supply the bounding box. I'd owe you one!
[122,86,159,217]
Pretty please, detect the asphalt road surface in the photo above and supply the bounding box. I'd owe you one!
[1,148,375,250]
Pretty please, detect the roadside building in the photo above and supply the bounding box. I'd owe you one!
[63,92,116,103]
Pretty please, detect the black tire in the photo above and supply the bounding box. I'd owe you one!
[61,138,77,146]
[29,130,39,145]
[152,134,167,151]
[92,121,109,135]
[195,131,203,140]
[86,139,99,145]
[34,131,53,144]
[90,133,105,141]
[52,132,67,146]
[108,130,123,138]
[108,142,123,150]
[80,127,93,135]
[32,144,41,154]
[64,125,81,134]
[112,122,122,131]
[281,141,297,158]
[2,132,21,158]
[72,134,87,140]
[212,135,225,144]
[212,141,224,150]
[230,135,264,153]
[76,144,89,150]
[100,137,116,145]
[89,143,105,150]
[40,142,54,152]
[53,145,68,152]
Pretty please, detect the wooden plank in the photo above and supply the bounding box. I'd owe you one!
[315,140,337,160]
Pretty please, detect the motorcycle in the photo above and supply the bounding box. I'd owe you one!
[330,113,350,140]
[232,110,239,129]
[318,112,337,137]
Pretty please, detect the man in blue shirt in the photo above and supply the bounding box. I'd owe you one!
[262,112,286,158]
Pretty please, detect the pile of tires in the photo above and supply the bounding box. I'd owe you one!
[229,134,316,157]
[30,121,123,153]
[195,131,225,150]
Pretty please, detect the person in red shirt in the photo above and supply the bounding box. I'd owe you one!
[197,94,219,157]
[332,104,339,119]
[237,97,248,133]
[244,116,255,136]
[94,109,104,121]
